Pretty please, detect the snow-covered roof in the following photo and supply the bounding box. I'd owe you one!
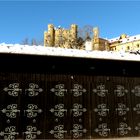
[120,34,140,44]
[108,36,120,43]
[0,43,140,62]
[109,34,140,44]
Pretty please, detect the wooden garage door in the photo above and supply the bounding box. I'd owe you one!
[0,72,140,139]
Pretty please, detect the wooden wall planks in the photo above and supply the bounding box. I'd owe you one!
[0,54,140,139]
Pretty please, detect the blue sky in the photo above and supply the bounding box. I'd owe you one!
[0,0,140,44]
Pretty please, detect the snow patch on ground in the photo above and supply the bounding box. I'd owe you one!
[0,43,140,61]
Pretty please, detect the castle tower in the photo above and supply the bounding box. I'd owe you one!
[55,28,63,47]
[93,27,99,39]
[44,31,48,47]
[70,24,77,41]
[93,27,100,50]
[47,24,55,46]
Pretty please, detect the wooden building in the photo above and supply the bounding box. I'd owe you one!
[0,51,140,139]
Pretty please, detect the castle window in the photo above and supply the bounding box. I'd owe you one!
[127,46,130,50]
[137,44,139,48]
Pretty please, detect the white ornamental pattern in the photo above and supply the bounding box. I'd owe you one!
[25,83,43,97]
[71,84,86,97]
[2,83,140,138]
[116,103,129,116]
[50,104,67,117]
[94,123,110,137]
[51,84,67,97]
[114,85,128,97]
[71,124,87,139]
[93,84,108,97]
[117,122,131,136]
[50,125,67,139]
[135,123,140,132]
[94,104,109,117]
[24,104,42,118]
[71,103,87,117]
[3,83,22,97]
[133,104,140,114]
[23,126,42,140]
[0,126,19,140]
[1,104,20,118]
[132,85,140,97]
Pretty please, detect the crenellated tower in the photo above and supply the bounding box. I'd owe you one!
[70,24,78,42]
[44,24,55,47]
[55,28,63,47]
[48,24,55,46]
[92,27,107,51]
[92,27,99,50]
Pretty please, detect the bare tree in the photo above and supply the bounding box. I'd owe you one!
[31,38,38,46]
[37,39,44,46]
[77,37,84,49]
[78,25,93,40]
[21,38,44,46]
[22,38,29,45]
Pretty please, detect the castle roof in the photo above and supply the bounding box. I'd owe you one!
[109,34,140,44]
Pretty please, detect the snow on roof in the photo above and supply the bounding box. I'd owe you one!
[108,36,120,42]
[121,34,140,44]
[0,43,140,62]
[109,34,140,44]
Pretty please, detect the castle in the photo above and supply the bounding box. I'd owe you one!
[44,24,78,49]
[109,34,140,52]
[44,24,140,52]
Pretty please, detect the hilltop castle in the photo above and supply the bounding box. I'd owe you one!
[44,24,108,50]
[44,24,140,52]
[44,24,78,48]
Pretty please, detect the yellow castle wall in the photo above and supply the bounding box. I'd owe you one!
[44,24,77,47]
[115,40,140,52]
